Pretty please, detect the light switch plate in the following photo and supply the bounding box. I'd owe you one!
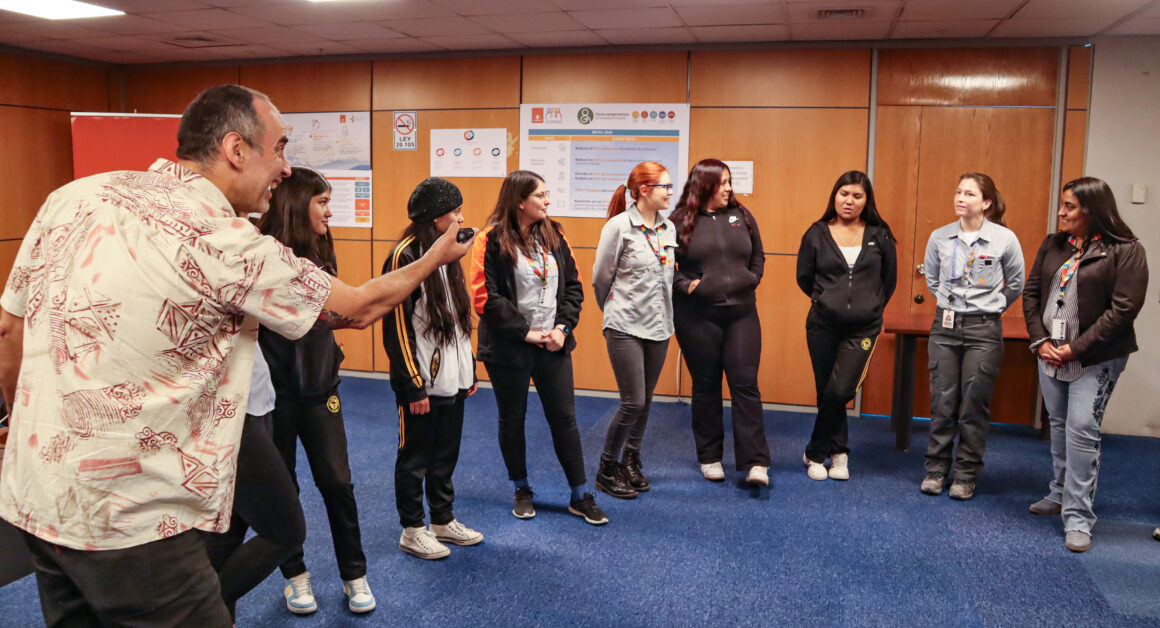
[1131,183,1146,204]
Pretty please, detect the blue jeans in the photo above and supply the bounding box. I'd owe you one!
[1038,356,1128,534]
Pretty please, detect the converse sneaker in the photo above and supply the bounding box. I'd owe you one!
[828,453,849,481]
[399,526,450,560]
[920,471,946,495]
[283,571,318,615]
[948,479,975,501]
[746,465,769,486]
[431,519,484,546]
[342,576,376,614]
[568,492,608,525]
[513,486,536,519]
[803,453,828,481]
[700,461,725,482]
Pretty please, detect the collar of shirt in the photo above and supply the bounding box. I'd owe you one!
[947,218,997,244]
[149,158,235,218]
[626,203,674,235]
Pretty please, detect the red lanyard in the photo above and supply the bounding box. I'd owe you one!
[1057,234,1099,304]
[638,225,667,265]
[523,247,550,286]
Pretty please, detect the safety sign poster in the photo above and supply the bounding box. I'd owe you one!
[430,128,507,178]
[394,111,417,151]
[283,111,372,228]
[519,103,690,217]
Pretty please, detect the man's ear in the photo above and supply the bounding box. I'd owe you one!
[220,131,246,169]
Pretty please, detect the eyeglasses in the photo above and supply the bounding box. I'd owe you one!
[647,184,674,191]
[530,191,550,200]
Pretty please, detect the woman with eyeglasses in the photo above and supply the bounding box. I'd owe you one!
[1023,177,1147,552]
[920,172,1024,502]
[590,161,676,499]
[670,158,770,487]
[469,170,606,525]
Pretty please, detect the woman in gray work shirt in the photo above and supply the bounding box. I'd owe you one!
[920,172,1024,501]
[591,161,676,499]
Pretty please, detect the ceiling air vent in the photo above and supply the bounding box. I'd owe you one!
[816,8,867,20]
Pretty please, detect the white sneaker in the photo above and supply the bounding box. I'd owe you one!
[399,526,450,560]
[431,519,484,546]
[803,453,827,481]
[829,453,849,480]
[343,576,376,613]
[700,461,725,481]
[283,571,318,615]
[746,465,769,486]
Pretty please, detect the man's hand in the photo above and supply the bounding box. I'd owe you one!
[409,398,430,415]
[687,279,701,295]
[466,383,478,397]
[427,223,475,266]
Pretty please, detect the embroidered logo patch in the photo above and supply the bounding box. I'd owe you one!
[327,395,340,414]
[860,338,872,351]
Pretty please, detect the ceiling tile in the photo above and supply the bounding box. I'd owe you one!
[471,12,586,32]
[990,17,1117,37]
[217,25,321,44]
[343,37,443,53]
[198,0,278,7]
[98,0,210,12]
[148,8,271,30]
[339,0,456,20]
[675,4,785,27]
[1014,0,1150,21]
[1143,2,1160,17]
[596,26,696,43]
[267,39,364,56]
[901,0,1023,21]
[550,0,668,9]
[569,7,683,29]
[0,20,113,41]
[14,39,103,57]
[786,0,901,22]
[77,15,187,36]
[420,33,524,49]
[384,16,494,37]
[290,21,405,40]
[1104,15,1160,34]
[691,23,790,42]
[505,29,608,46]
[431,0,550,16]
[790,20,892,40]
[892,19,999,38]
[69,35,178,52]
[228,3,361,25]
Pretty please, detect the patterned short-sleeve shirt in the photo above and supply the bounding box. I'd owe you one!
[0,159,332,550]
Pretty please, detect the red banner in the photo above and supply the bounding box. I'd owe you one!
[71,114,181,179]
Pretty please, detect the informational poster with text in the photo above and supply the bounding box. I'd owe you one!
[723,161,754,195]
[284,112,372,228]
[430,128,508,178]
[520,103,689,217]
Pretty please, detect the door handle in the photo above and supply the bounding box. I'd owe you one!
[914,293,925,304]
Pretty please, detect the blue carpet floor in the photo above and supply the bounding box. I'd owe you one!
[3,374,1160,626]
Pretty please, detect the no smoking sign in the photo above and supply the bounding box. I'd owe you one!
[393,111,417,151]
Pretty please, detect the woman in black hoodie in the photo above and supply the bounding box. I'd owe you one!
[796,171,897,481]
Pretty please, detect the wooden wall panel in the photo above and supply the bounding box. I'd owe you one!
[242,62,371,113]
[0,241,21,292]
[0,53,108,111]
[371,110,519,241]
[690,108,868,255]
[333,239,374,371]
[523,52,687,104]
[755,255,815,405]
[1066,45,1092,111]
[373,56,520,110]
[690,49,870,108]
[1061,110,1087,188]
[0,107,75,240]
[878,48,1058,107]
[121,66,241,114]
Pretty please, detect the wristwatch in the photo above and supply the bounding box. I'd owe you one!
[555,324,570,336]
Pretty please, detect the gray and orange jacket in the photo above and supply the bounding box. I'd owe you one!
[382,236,476,403]
[468,224,583,368]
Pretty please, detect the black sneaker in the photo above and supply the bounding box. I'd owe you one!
[568,492,608,525]
[512,486,535,519]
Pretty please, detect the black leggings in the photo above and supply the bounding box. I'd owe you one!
[804,311,879,462]
[673,301,770,470]
[394,393,466,528]
[272,393,368,582]
[202,412,305,618]
[485,348,587,488]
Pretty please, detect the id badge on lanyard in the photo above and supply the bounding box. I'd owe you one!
[941,309,955,329]
[1051,319,1066,341]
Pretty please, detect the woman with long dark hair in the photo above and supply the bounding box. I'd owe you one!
[796,171,897,481]
[670,159,770,486]
[468,170,606,525]
[1023,177,1148,552]
[920,172,1024,501]
[257,167,375,615]
[591,161,676,499]
[383,177,481,560]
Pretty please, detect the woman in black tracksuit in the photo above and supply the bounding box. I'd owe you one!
[257,167,374,615]
[671,158,770,487]
[796,170,897,482]
[469,170,607,526]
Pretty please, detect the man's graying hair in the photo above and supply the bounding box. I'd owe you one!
[176,85,270,165]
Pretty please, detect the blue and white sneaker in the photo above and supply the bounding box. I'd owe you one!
[283,571,317,615]
[343,576,376,613]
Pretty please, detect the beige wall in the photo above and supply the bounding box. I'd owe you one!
[1087,36,1160,436]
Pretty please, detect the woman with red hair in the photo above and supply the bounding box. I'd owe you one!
[591,161,676,499]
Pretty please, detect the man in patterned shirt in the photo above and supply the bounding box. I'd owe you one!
[0,85,472,627]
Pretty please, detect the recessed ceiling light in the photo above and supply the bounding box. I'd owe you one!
[0,0,123,19]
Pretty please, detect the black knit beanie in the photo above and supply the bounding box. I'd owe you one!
[407,177,463,222]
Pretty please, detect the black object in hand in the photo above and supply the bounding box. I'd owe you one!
[456,227,475,243]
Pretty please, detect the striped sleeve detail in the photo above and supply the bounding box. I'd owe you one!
[469,226,493,315]
[389,236,424,389]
